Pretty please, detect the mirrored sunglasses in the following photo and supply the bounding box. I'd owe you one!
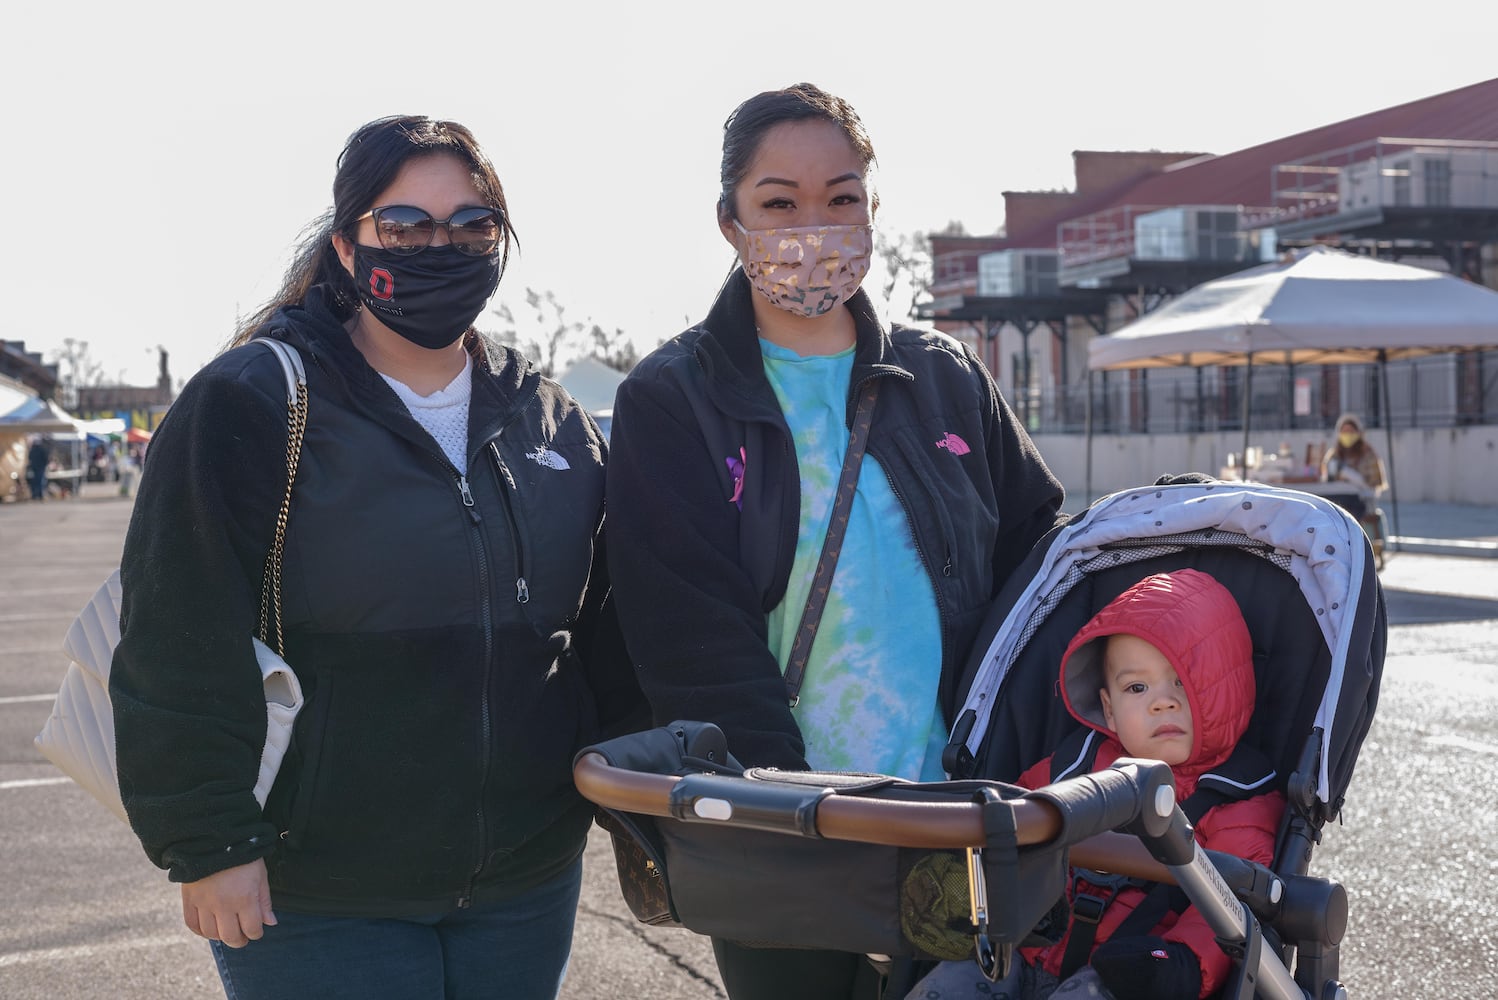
[355,205,503,256]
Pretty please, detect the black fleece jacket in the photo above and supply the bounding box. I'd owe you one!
[111,286,645,916]
[606,272,1065,771]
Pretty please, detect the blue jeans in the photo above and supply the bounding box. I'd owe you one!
[210,859,582,1000]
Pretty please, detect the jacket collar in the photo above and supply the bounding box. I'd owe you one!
[275,287,539,419]
[267,285,541,443]
[692,269,912,415]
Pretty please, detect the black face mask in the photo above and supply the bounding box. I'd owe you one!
[352,244,502,350]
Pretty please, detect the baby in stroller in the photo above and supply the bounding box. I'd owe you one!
[908,568,1284,999]
[939,481,1384,999]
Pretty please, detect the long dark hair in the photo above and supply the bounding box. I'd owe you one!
[716,82,878,228]
[229,115,519,348]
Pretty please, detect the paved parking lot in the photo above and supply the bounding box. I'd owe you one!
[3,493,1497,998]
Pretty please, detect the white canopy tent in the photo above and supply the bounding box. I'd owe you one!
[1090,245,1498,369]
[556,356,626,419]
[1084,246,1498,528]
[77,417,128,440]
[1,375,85,496]
[1,376,81,434]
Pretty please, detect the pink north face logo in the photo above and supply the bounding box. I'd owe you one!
[935,432,971,456]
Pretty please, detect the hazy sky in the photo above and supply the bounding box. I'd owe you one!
[7,1,1496,387]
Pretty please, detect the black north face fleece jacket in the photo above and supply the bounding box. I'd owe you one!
[111,286,644,917]
[606,272,1066,772]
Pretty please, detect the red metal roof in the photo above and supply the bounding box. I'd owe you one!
[1002,77,1498,249]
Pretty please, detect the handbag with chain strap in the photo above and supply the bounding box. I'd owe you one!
[34,338,309,824]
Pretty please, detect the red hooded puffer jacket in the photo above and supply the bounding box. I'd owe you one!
[1017,569,1286,997]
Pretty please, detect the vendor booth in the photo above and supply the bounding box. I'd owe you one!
[1,375,86,500]
[1086,245,1498,535]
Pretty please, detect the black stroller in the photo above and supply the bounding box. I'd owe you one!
[575,481,1385,999]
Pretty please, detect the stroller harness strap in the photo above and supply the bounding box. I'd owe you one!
[784,378,880,707]
[1051,732,1277,979]
[1056,784,1227,979]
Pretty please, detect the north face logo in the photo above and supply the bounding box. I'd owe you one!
[527,447,570,470]
[935,433,971,456]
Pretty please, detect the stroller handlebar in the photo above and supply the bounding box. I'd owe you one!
[574,751,1057,846]
[573,753,1176,869]
[1024,759,1178,846]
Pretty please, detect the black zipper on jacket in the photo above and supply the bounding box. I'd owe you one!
[454,413,534,904]
[321,422,501,908]
[456,469,496,908]
[487,441,530,604]
[383,422,530,907]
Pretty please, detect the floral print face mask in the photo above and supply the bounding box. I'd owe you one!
[734,221,873,318]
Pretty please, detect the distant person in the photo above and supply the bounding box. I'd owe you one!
[119,442,144,497]
[605,81,1065,999]
[908,569,1284,1000]
[88,444,111,483]
[26,436,49,500]
[1320,411,1385,521]
[110,114,644,1000]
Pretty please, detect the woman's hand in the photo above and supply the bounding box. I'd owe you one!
[181,859,277,948]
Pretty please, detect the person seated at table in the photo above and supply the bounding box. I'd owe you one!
[1319,412,1385,520]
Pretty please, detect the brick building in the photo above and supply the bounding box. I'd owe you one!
[923,76,1498,437]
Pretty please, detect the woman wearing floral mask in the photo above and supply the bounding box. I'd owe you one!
[111,115,644,999]
[605,83,1066,999]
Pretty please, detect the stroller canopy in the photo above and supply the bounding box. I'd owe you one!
[955,482,1384,808]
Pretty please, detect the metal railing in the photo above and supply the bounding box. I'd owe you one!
[1008,352,1498,436]
[1058,204,1275,268]
[1057,205,1166,265]
[1247,137,1498,230]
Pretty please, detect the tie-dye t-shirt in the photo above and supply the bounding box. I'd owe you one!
[761,339,947,781]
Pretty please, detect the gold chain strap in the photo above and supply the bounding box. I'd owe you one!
[257,360,308,657]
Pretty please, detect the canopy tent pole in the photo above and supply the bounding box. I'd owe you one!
[1380,349,1399,539]
[1241,353,1254,476]
[1286,355,1297,432]
[1084,370,1094,503]
[1195,367,1205,432]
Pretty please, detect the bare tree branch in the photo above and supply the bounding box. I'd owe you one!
[485,289,645,376]
[875,229,934,322]
[48,338,107,386]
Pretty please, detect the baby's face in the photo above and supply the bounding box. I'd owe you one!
[1098,634,1194,766]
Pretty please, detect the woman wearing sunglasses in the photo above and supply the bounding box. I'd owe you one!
[110,115,644,999]
[604,83,1066,999]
